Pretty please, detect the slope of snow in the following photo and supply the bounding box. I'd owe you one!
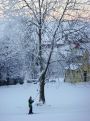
[0,80,90,121]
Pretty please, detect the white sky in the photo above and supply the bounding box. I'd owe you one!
[0,0,90,20]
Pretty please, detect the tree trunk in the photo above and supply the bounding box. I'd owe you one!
[38,0,69,104]
[39,44,54,103]
[39,72,45,103]
[38,0,46,104]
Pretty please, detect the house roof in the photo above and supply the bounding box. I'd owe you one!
[65,63,82,70]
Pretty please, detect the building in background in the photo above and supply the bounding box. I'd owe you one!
[64,42,90,83]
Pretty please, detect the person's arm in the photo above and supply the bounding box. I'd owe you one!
[32,100,34,103]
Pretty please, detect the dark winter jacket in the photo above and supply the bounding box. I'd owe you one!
[28,98,34,108]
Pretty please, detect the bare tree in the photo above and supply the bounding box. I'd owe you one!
[20,0,72,104]
[1,0,90,104]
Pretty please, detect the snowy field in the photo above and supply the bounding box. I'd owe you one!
[0,80,90,121]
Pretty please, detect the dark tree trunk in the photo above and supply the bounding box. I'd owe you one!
[39,72,45,103]
[38,0,46,104]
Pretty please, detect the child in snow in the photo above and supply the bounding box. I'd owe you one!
[28,96,34,114]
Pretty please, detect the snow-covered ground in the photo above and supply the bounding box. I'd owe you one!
[0,80,90,121]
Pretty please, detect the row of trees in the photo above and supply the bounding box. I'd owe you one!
[0,0,90,103]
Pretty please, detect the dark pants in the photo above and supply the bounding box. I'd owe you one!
[29,105,33,114]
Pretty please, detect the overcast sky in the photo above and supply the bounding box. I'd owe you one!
[0,0,90,20]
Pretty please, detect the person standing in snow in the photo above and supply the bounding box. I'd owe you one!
[28,96,34,114]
